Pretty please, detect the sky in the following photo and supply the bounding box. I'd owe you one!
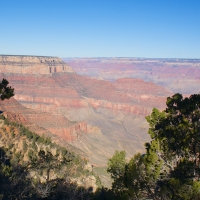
[0,0,200,58]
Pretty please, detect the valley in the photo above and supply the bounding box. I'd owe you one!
[65,57,200,94]
[1,55,199,175]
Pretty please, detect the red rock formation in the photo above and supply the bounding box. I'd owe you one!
[3,111,28,125]
[0,55,74,74]
[86,98,151,115]
[1,73,168,116]
[0,56,171,118]
[0,98,89,141]
[113,78,170,95]
[64,57,200,78]
[0,57,173,163]
[0,55,174,166]
[64,58,200,94]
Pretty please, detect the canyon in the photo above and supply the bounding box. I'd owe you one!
[0,97,87,157]
[65,57,200,94]
[2,55,199,168]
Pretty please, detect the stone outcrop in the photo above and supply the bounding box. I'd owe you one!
[0,98,89,141]
[0,55,74,74]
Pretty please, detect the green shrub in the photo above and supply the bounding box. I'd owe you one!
[23,140,27,152]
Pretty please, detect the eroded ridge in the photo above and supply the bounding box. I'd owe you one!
[0,55,75,74]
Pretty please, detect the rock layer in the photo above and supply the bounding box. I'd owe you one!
[64,57,200,94]
[0,98,89,141]
[0,55,173,166]
[0,55,74,74]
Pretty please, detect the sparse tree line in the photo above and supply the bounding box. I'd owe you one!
[1,79,200,199]
[0,116,99,199]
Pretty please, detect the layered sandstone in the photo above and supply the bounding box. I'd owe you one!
[0,55,172,166]
[0,55,74,74]
[64,58,200,94]
[2,72,167,116]
[113,78,170,95]
[0,98,89,141]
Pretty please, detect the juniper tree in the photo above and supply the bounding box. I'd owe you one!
[108,93,200,200]
[0,78,14,100]
[145,93,200,199]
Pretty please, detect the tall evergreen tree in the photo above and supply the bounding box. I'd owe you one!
[145,93,200,199]
[108,93,200,200]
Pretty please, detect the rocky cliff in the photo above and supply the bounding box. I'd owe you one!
[0,98,89,141]
[0,55,172,166]
[0,55,74,74]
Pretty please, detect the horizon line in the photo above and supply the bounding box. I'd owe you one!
[0,54,200,60]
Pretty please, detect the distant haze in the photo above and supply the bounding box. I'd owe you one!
[64,57,200,94]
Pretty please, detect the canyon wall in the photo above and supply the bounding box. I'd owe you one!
[0,55,175,166]
[0,55,74,74]
[0,98,90,142]
[64,58,200,94]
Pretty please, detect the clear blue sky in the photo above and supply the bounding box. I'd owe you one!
[0,0,200,58]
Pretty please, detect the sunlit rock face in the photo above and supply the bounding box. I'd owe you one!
[0,55,174,166]
[0,98,90,142]
[0,55,74,74]
[6,73,168,116]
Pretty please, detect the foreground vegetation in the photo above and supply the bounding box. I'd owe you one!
[0,116,101,199]
[107,93,200,200]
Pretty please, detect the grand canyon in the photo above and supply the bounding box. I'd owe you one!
[1,55,200,185]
